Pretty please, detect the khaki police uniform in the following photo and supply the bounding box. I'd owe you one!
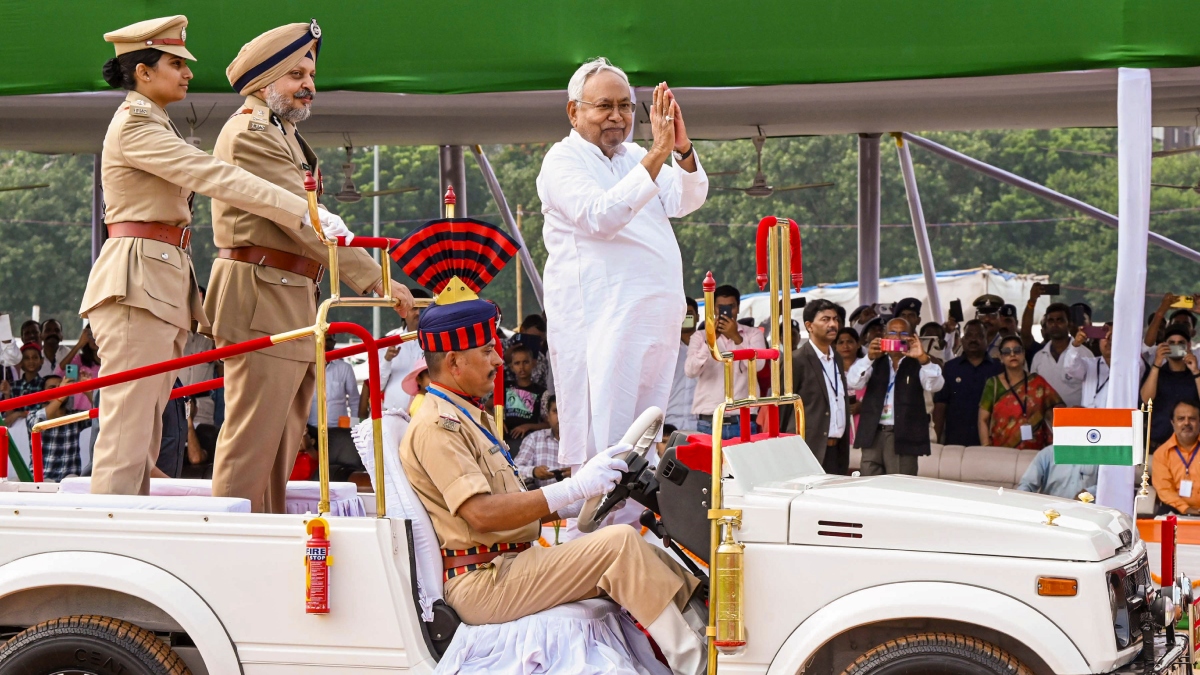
[206,94,380,513]
[400,386,698,627]
[83,16,311,496]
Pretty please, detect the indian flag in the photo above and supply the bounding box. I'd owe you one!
[1054,408,1144,465]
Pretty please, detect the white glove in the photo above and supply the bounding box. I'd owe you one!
[303,209,354,244]
[556,500,583,520]
[542,443,630,515]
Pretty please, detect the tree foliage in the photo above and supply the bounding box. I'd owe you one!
[2,128,1199,337]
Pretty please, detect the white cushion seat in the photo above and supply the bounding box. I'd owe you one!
[57,477,365,516]
[0,491,250,513]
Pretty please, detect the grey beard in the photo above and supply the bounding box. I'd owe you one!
[265,86,312,124]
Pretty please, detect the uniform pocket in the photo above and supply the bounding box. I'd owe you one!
[248,265,315,335]
[140,239,185,306]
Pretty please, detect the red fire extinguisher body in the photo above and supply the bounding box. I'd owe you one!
[306,518,331,614]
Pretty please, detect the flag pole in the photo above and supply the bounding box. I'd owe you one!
[1138,399,1153,499]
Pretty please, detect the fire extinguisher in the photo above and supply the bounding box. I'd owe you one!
[305,517,332,614]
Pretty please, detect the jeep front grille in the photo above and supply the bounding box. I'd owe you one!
[1109,554,1150,650]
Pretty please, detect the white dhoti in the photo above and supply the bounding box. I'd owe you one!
[537,129,708,532]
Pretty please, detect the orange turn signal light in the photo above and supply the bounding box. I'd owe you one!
[1036,577,1078,597]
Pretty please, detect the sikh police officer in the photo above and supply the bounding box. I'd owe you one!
[84,16,355,496]
[206,21,413,513]
[400,280,706,675]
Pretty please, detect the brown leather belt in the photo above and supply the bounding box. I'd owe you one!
[442,542,531,571]
[107,221,191,249]
[219,245,324,282]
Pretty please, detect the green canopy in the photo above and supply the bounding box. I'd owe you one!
[2,0,1199,97]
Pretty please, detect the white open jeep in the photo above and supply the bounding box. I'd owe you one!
[0,216,1188,675]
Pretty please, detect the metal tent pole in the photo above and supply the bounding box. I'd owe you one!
[857,134,881,306]
[892,134,944,323]
[470,145,545,308]
[901,132,1200,263]
[91,154,105,263]
[439,146,467,217]
[372,145,381,338]
[1099,68,1153,516]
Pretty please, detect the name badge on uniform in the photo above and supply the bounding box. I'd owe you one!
[130,99,150,117]
[1182,480,1194,499]
[437,415,461,432]
[487,444,503,455]
[1020,425,1033,442]
[249,122,267,132]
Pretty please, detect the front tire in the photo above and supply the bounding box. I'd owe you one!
[0,615,190,675]
[842,632,1032,675]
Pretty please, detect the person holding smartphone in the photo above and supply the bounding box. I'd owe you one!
[1141,324,1200,450]
[685,285,766,440]
[847,317,944,476]
[665,298,700,430]
[1062,323,1142,409]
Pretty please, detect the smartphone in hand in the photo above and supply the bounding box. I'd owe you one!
[1041,283,1061,295]
[1082,325,1107,340]
[65,364,79,379]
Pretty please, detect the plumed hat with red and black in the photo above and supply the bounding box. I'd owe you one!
[390,202,519,352]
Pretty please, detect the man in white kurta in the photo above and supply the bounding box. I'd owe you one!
[537,59,708,522]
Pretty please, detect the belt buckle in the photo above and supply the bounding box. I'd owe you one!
[314,264,326,284]
[178,226,192,249]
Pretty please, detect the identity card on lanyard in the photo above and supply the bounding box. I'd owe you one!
[426,387,524,488]
[1178,444,1198,499]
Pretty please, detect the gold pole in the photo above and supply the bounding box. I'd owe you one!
[707,402,726,675]
[30,409,93,433]
[779,221,794,397]
[314,312,331,514]
[516,205,524,321]
[767,221,781,399]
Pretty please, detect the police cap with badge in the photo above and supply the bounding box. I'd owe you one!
[973,294,1004,315]
[104,15,195,61]
[226,20,322,97]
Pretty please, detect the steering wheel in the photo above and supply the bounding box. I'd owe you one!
[577,406,664,533]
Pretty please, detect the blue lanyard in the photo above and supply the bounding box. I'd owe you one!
[426,386,519,472]
[1176,443,1199,473]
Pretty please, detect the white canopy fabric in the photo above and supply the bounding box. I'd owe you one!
[4,67,1200,153]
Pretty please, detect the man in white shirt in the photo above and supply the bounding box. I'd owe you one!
[309,341,360,427]
[377,288,430,414]
[1062,323,1143,409]
[537,57,707,474]
[37,319,72,377]
[666,298,700,430]
[848,318,944,476]
[685,285,766,439]
[1028,302,1085,407]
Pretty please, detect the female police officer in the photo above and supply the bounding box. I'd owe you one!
[82,16,353,496]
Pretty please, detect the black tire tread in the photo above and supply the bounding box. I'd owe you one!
[0,614,190,674]
[842,632,1032,675]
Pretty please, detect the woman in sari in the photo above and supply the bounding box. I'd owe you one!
[978,335,1063,449]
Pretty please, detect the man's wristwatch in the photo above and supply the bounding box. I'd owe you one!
[673,144,694,161]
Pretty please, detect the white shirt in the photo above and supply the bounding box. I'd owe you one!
[308,358,360,427]
[847,356,945,427]
[811,340,846,439]
[538,129,708,466]
[1030,342,1085,407]
[665,340,698,430]
[37,344,71,376]
[378,329,423,412]
[1062,347,1145,409]
[0,340,18,367]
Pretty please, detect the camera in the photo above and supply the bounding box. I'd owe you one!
[717,305,734,319]
[880,338,907,353]
[1169,344,1189,359]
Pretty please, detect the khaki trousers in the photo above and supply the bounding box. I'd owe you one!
[89,302,186,496]
[212,344,314,513]
[445,524,699,627]
[859,427,918,476]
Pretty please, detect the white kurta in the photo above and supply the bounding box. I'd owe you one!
[538,130,708,466]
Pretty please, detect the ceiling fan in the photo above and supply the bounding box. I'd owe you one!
[713,129,833,198]
[0,183,48,193]
[1151,180,1200,194]
[332,145,421,203]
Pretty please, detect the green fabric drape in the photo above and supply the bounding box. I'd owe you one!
[2,1,1199,97]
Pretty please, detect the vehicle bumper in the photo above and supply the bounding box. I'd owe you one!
[1105,634,1188,674]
